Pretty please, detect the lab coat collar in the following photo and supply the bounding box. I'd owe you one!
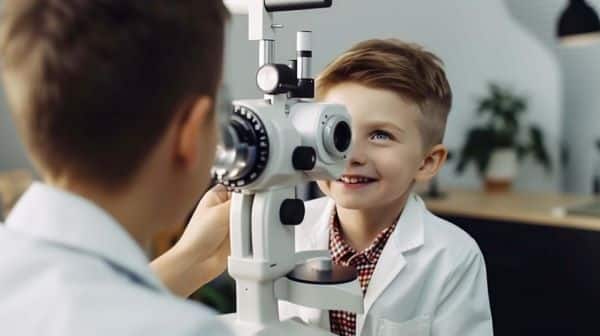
[384,193,426,254]
[362,193,425,313]
[5,182,168,293]
[310,193,425,335]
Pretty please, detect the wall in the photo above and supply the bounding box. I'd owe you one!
[505,0,600,194]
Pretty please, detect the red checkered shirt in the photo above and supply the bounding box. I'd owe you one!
[328,209,398,336]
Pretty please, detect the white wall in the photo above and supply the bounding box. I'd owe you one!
[505,0,600,194]
[224,0,563,192]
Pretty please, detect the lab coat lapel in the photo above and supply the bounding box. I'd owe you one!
[308,197,335,251]
[296,198,335,329]
[357,194,425,336]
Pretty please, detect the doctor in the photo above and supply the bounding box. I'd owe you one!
[0,1,233,335]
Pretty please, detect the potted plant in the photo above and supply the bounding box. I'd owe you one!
[455,83,552,192]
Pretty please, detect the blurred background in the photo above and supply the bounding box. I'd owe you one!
[4,0,600,195]
[1,0,600,334]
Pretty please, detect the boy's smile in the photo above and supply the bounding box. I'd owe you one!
[318,82,428,212]
[337,174,379,190]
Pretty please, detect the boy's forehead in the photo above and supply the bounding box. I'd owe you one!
[323,83,419,125]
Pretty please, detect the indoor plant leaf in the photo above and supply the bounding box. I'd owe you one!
[456,82,553,183]
[529,126,552,172]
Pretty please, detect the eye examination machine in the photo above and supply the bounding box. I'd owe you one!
[214,1,363,335]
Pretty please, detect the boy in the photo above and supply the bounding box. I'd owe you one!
[0,1,233,335]
[279,39,494,335]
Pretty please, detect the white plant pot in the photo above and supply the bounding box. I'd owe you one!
[486,148,518,180]
[484,148,518,191]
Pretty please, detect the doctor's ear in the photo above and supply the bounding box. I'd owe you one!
[175,96,215,169]
[415,144,448,183]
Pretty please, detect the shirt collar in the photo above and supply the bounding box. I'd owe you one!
[5,182,168,293]
[317,193,425,254]
[328,208,398,265]
[328,211,356,264]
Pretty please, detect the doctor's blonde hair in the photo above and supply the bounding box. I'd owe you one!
[317,39,453,150]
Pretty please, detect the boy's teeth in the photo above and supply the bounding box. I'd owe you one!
[340,176,374,184]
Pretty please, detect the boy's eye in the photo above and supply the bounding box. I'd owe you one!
[369,130,393,141]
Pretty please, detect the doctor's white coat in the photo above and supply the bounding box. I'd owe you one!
[280,194,494,336]
[0,183,231,335]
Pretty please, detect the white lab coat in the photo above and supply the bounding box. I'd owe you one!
[280,194,494,336]
[0,183,231,336]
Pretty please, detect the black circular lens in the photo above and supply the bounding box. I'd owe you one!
[333,121,351,152]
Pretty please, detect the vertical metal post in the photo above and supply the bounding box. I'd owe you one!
[259,39,275,67]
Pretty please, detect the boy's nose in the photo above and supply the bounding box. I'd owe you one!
[348,156,366,167]
[347,141,367,166]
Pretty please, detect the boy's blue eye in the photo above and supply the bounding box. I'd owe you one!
[370,130,392,141]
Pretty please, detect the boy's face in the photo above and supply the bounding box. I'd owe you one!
[317,83,428,210]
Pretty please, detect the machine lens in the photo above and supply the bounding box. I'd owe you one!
[212,106,269,188]
[333,121,351,152]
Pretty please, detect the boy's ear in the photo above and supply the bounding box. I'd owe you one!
[176,96,214,169]
[415,144,448,183]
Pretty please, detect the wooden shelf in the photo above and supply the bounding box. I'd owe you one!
[423,188,600,232]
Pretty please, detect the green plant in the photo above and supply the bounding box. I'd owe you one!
[456,83,552,176]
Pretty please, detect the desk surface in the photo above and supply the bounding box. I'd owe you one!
[423,189,600,232]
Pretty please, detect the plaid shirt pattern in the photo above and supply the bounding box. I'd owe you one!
[328,210,398,336]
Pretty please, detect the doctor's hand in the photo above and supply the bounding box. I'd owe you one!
[151,184,231,298]
[179,183,231,262]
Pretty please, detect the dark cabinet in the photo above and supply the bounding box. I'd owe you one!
[441,216,600,335]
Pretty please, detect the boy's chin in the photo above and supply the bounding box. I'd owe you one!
[331,189,410,212]
[333,197,371,210]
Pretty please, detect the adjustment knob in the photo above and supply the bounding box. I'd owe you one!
[292,146,316,171]
[280,199,305,225]
[256,63,297,95]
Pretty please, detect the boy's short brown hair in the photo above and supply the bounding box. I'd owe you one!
[317,39,452,149]
[0,0,229,188]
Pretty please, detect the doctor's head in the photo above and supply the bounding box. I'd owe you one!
[0,0,229,226]
[316,39,452,211]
